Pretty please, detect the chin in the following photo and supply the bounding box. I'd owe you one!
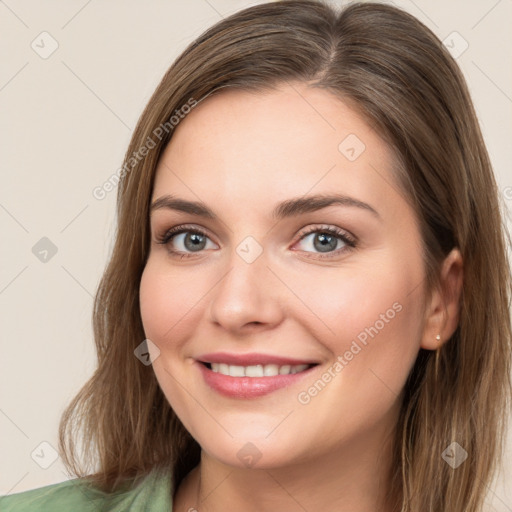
[192,430,303,470]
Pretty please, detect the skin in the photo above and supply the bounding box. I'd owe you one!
[139,82,463,512]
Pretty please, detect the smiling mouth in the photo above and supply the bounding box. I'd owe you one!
[197,359,320,399]
[201,362,317,377]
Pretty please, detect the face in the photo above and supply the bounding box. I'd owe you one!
[139,83,428,470]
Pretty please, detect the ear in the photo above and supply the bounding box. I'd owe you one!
[420,248,463,350]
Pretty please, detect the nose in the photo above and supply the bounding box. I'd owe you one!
[207,246,285,334]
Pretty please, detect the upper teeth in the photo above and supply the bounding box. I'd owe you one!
[210,363,310,377]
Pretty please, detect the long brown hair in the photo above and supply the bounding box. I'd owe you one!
[58,1,512,510]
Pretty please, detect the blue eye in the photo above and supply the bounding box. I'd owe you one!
[156,225,217,258]
[155,224,357,260]
[297,231,345,253]
[294,226,356,258]
[168,231,216,252]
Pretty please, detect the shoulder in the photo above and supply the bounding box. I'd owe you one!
[0,478,100,512]
[0,468,174,512]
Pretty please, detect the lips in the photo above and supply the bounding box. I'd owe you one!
[195,352,319,399]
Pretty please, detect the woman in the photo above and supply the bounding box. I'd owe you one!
[2,0,510,510]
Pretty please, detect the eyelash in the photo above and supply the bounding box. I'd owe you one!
[155,223,357,260]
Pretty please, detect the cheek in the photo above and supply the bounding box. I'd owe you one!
[295,283,423,444]
[296,258,423,384]
[289,263,415,345]
[139,259,204,431]
[325,282,423,415]
[139,258,207,349]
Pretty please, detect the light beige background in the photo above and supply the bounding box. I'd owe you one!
[1,0,511,509]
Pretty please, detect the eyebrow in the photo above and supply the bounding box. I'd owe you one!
[150,193,380,220]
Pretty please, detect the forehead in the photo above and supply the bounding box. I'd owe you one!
[151,83,403,220]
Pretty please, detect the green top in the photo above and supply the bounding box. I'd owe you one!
[0,468,173,511]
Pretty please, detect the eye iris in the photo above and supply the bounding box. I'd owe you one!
[314,233,337,253]
[184,232,207,251]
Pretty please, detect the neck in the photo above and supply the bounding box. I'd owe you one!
[173,418,399,512]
